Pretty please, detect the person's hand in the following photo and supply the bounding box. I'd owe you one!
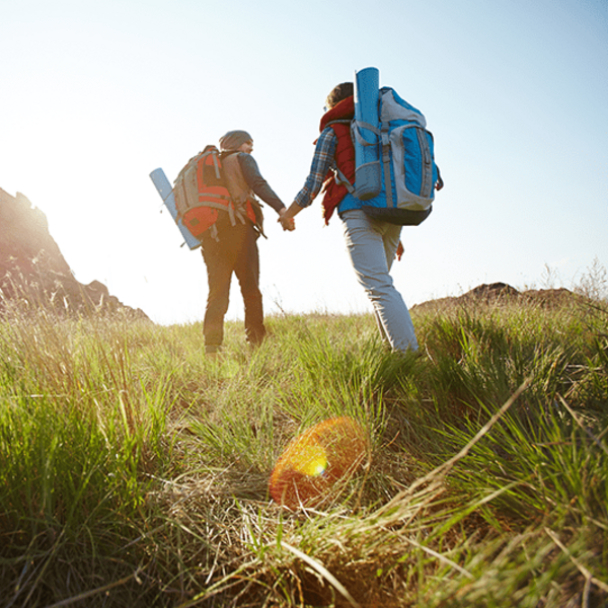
[395,240,404,261]
[278,208,295,231]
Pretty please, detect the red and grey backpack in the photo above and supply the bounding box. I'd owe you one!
[173,145,245,240]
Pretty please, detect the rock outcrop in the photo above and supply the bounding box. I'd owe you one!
[412,281,581,313]
[0,187,148,320]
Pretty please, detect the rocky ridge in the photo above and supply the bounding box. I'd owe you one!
[0,187,148,320]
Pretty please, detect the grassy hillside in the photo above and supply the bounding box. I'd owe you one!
[0,291,607,607]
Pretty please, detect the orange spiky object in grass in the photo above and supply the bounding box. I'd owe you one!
[269,417,369,509]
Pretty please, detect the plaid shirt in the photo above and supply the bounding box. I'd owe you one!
[293,128,338,208]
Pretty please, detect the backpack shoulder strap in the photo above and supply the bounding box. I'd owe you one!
[324,118,352,127]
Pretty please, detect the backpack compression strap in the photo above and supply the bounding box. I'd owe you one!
[380,122,394,208]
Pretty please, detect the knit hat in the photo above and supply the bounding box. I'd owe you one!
[219,130,253,151]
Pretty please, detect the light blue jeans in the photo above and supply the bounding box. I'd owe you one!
[341,209,418,353]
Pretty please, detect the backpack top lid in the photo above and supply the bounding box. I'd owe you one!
[379,87,427,128]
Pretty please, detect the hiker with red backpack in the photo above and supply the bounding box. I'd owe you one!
[199,130,293,356]
[281,77,443,354]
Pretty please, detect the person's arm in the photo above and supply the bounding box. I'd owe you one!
[287,128,337,217]
[278,129,337,230]
[238,153,285,214]
[282,200,305,222]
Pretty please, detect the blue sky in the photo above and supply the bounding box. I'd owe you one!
[1,0,607,324]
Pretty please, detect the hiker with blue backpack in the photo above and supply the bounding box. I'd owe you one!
[281,71,443,353]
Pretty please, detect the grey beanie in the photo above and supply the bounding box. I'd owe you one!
[219,130,253,151]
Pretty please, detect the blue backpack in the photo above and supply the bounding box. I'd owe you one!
[349,81,440,225]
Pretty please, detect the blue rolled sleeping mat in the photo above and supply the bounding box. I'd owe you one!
[353,67,381,200]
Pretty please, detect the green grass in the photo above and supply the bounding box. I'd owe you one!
[0,293,607,607]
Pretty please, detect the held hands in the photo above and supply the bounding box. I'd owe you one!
[278,208,295,231]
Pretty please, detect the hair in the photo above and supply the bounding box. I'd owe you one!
[218,130,253,151]
[325,82,354,110]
